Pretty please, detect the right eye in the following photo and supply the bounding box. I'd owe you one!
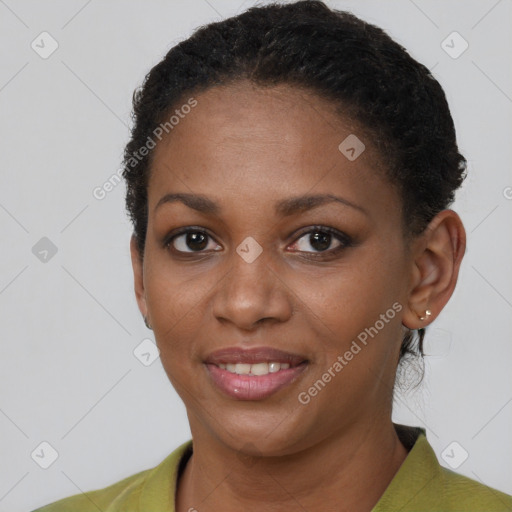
[164,228,222,254]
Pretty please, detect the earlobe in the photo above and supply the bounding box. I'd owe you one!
[129,234,148,319]
[403,209,466,330]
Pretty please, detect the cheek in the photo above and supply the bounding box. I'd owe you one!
[294,266,404,421]
[144,243,212,321]
[144,267,203,398]
[297,250,407,403]
[300,250,405,338]
[143,256,203,358]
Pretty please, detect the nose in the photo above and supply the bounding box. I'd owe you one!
[211,243,294,332]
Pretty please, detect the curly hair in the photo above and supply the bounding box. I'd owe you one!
[122,0,467,376]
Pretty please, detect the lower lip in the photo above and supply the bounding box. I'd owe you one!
[205,363,308,400]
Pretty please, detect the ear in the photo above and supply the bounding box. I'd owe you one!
[130,234,148,320]
[402,209,466,330]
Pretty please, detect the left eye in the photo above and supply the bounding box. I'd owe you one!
[290,228,349,254]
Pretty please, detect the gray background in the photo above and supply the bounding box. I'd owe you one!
[0,1,511,510]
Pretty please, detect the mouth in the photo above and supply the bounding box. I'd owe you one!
[204,347,309,400]
[217,361,293,375]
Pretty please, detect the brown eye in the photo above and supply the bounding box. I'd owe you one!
[290,226,352,255]
[165,228,221,254]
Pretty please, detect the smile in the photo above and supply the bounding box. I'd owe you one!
[204,346,308,400]
[217,362,290,375]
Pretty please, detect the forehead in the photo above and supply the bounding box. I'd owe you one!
[154,80,366,161]
[147,80,399,221]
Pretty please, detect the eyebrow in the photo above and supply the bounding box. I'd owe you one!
[154,192,367,217]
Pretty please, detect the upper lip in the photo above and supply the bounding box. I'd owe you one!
[205,347,308,367]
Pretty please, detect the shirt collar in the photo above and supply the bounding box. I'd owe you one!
[139,440,192,511]
[372,423,444,511]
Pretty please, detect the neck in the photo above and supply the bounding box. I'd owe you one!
[176,418,409,512]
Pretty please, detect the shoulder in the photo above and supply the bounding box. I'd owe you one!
[438,465,512,511]
[374,426,512,512]
[31,441,192,512]
[31,469,149,512]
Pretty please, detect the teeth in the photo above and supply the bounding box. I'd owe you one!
[269,362,280,373]
[250,362,269,376]
[234,363,251,375]
[217,362,292,375]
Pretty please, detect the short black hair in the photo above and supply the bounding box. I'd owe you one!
[122,0,466,374]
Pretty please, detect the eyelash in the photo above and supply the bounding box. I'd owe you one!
[163,225,353,259]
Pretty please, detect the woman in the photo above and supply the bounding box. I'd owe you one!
[34,1,512,511]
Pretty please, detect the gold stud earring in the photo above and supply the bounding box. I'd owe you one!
[418,309,432,321]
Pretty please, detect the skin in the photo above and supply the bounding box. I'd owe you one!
[130,80,466,512]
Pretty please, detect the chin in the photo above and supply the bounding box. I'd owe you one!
[191,400,320,457]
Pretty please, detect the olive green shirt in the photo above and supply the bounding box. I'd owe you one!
[33,424,512,511]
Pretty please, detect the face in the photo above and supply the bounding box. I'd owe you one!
[133,80,415,456]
